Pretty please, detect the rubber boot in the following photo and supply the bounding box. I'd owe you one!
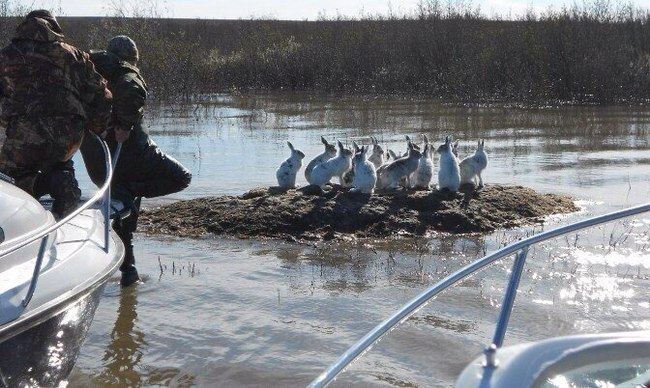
[119,243,141,287]
[115,197,142,288]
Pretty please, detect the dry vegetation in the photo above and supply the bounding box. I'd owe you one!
[1,0,650,103]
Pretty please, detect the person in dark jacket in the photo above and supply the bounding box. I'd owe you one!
[80,35,192,287]
[0,10,112,219]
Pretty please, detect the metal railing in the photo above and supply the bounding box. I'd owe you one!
[309,201,650,388]
[0,139,117,326]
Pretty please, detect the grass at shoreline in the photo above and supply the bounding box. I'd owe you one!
[2,2,650,105]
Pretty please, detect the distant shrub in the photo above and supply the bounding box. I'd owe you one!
[1,0,650,103]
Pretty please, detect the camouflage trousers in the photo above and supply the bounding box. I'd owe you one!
[0,115,84,219]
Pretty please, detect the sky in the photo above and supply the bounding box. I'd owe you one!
[20,0,650,20]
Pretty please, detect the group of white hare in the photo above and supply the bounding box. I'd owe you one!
[276,134,488,194]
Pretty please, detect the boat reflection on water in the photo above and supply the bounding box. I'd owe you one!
[97,287,144,386]
[89,286,197,386]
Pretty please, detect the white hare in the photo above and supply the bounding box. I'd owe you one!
[376,141,422,190]
[409,134,434,186]
[412,144,434,190]
[437,136,461,192]
[350,145,377,194]
[420,134,431,157]
[375,155,393,186]
[376,148,401,189]
[276,141,305,188]
[452,139,460,158]
[386,149,401,161]
[341,141,361,188]
[305,136,337,184]
[404,135,421,151]
[459,139,488,188]
[309,140,353,188]
[368,136,385,170]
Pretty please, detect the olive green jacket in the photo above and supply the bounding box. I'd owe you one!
[89,50,147,132]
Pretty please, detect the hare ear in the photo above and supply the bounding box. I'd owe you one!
[445,136,450,144]
[337,140,344,151]
[424,144,429,153]
[423,134,429,144]
[352,140,360,152]
[287,141,294,151]
[481,139,485,147]
[321,136,328,146]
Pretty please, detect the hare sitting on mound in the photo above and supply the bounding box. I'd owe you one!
[460,139,488,188]
[276,141,305,188]
[376,141,422,190]
[384,149,402,165]
[341,141,361,188]
[412,143,434,189]
[437,136,461,192]
[305,136,337,184]
[368,136,385,170]
[452,139,460,157]
[350,145,377,194]
[422,134,432,156]
[309,140,353,188]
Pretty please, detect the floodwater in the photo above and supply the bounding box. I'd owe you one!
[69,93,650,387]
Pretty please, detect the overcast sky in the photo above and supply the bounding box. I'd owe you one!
[21,0,650,19]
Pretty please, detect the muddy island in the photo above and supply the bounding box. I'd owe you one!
[138,184,579,242]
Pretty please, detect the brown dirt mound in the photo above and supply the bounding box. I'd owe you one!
[138,184,578,242]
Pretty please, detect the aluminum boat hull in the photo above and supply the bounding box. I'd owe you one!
[0,283,106,386]
[0,181,124,386]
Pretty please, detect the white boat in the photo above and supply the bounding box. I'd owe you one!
[309,202,650,388]
[0,142,124,386]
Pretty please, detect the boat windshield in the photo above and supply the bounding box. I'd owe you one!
[541,361,650,388]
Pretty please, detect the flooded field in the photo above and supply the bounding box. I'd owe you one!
[69,93,650,387]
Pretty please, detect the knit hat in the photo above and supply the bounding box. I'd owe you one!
[107,35,139,63]
[25,9,63,34]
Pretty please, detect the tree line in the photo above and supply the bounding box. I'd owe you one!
[1,0,650,103]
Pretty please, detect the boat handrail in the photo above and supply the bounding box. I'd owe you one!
[0,138,117,325]
[308,201,650,388]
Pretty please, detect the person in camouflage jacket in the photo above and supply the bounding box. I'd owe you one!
[0,10,112,219]
[80,36,192,287]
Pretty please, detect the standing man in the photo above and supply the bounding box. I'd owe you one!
[81,36,192,287]
[0,10,112,219]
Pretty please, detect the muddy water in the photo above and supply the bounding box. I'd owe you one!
[69,93,650,387]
